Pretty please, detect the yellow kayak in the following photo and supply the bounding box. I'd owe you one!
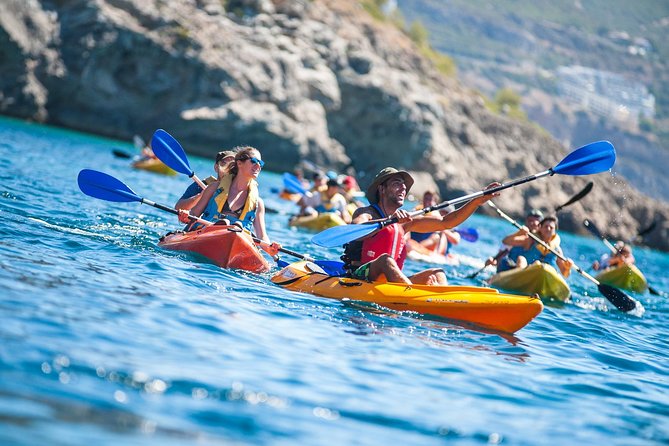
[489,262,570,301]
[595,264,647,293]
[271,261,543,333]
[132,158,176,176]
[289,213,346,231]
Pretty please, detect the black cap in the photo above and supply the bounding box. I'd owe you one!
[216,150,235,163]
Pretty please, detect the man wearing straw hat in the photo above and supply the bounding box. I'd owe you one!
[341,167,500,285]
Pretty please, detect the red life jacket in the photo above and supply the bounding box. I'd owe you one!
[359,205,407,268]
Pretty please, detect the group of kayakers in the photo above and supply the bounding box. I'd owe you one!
[486,209,637,275]
[164,143,642,297]
[168,147,499,285]
[296,171,353,224]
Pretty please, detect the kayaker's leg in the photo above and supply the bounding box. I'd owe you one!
[409,268,447,285]
[368,254,411,284]
[516,256,528,269]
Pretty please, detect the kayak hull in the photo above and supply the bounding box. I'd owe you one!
[158,225,270,273]
[271,261,543,333]
[289,213,346,231]
[595,264,647,293]
[489,262,570,301]
[132,158,176,175]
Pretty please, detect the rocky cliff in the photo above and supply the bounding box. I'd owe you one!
[1,0,667,250]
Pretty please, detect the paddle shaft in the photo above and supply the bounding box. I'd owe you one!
[140,198,213,227]
[466,248,509,279]
[636,221,657,238]
[555,181,593,212]
[488,202,601,285]
[583,219,637,262]
[584,220,618,254]
[190,174,206,190]
[377,170,554,229]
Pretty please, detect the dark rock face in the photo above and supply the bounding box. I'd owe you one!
[1,0,667,250]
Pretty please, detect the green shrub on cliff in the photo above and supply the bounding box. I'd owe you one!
[485,88,528,121]
[360,2,456,77]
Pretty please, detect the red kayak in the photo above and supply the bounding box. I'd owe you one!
[158,225,271,273]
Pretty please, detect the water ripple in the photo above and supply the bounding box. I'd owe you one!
[1,117,668,445]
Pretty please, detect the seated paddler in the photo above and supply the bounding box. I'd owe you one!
[341,167,500,285]
[295,178,352,223]
[179,146,280,257]
[497,215,573,278]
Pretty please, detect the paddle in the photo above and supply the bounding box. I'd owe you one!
[77,169,342,271]
[283,172,308,195]
[151,129,206,189]
[465,248,509,279]
[112,149,134,159]
[636,220,657,238]
[554,181,593,212]
[312,140,616,248]
[133,135,146,150]
[583,219,662,296]
[488,202,640,313]
[455,227,478,243]
[300,159,324,175]
[628,220,657,244]
[78,169,212,225]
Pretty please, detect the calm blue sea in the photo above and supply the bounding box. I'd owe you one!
[1,116,668,445]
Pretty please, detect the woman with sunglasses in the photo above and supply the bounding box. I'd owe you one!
[180,146,280,257]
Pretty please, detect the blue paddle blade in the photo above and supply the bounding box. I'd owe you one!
[311,222,380,248]
[552,141,616,176]
[455,227,479,242]
[275,258,346,276]
[151,129,194,176]
[283,172,307,194]
[316,260,346,276]
[78,169,141,203]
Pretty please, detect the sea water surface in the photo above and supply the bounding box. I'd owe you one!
[1,116,667,445]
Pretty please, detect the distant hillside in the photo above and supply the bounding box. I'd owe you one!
[397,0,669,201]
[397,0,669,113]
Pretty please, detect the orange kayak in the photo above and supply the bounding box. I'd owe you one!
[158,225,270,273]
[279,190,302,202]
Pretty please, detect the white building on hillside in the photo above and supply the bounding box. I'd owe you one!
[557,65,655,124]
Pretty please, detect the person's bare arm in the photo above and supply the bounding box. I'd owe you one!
[405,182,501,233]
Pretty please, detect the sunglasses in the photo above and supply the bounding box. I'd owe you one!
[240,156,265,168]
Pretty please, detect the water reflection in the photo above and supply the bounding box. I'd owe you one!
[336,300,530,362]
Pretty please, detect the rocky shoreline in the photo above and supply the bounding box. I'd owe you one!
[1,0,666,250]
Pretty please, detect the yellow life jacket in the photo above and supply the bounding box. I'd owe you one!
[199,174,259,232]
[535,233,561,256]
